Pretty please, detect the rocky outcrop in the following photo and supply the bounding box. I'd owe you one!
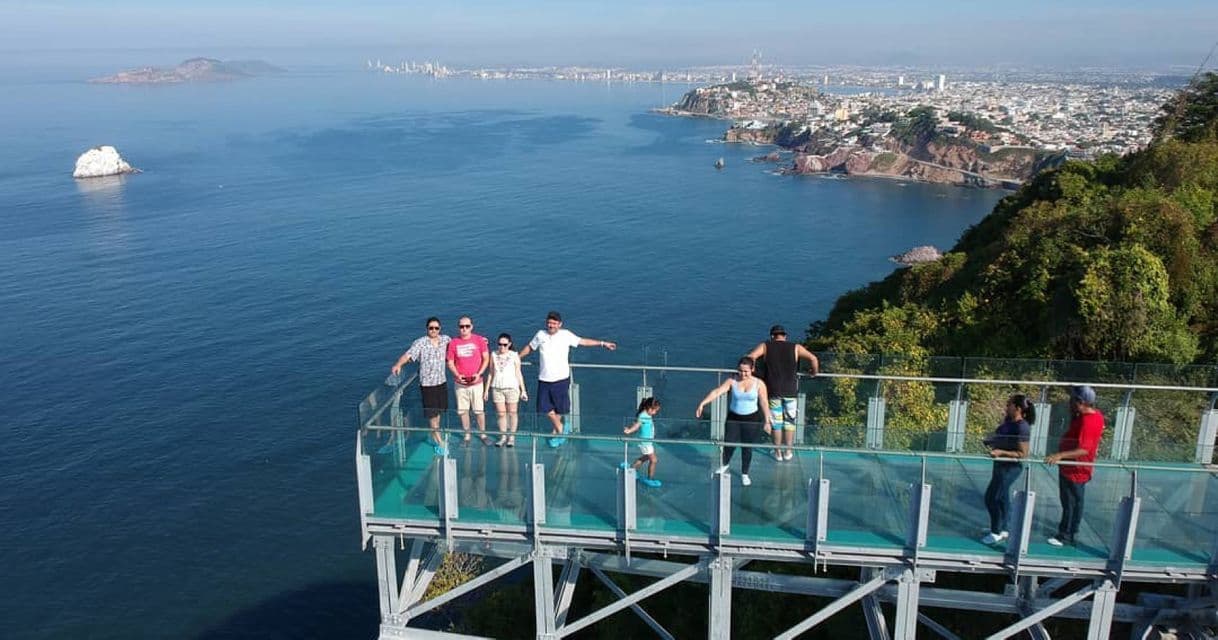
[892,246,944,265]
[73,146,137,179]
[90,58,283,84]
[752,151,783,163]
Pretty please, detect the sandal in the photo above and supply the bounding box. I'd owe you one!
[506,437,516,448]
[479,435,492,446]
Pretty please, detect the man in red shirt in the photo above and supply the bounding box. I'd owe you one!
[447,315,490,445]
[1045,385,1105,547]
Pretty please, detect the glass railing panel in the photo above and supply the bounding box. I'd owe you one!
[365,425,443,521]
[1024,462,1121,561]
[1126,381,1209,463]
[633,436,719,538]
[1131,466,1218,567]
[819,449,914,550]
[723,441,807,544]
[880,378,951,452]
[923,454,1008,556]
[444,412,532,527]
[801,372,870,448]
[535,432,621,532]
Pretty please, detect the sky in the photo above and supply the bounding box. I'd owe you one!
[1,0,1216,69]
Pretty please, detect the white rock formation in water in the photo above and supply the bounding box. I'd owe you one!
[73,146,137,179]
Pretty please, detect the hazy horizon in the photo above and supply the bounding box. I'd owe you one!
[2,0,1216,71]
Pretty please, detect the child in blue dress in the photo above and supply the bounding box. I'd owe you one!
[622,397,662,487]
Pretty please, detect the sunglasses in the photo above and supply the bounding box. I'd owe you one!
[459,324,472,328]
[498,342,511,347]
[427,326,441,331]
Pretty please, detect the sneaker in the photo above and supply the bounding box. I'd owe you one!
[774,451,785,461]
[548,437,565,448]
[741,474,752,487]
[433,445,447,456]
[641,478,662,488]
[980,531,1009,545]
[784,450,795,461]
[494,437,506,447]
[506,438,515,448]
[1047,536,1065,547]
[619,462,630,470]
[716,464,730,475]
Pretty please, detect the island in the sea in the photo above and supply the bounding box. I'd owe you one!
[90,58,284,84]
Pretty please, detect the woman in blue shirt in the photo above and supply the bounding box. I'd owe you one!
[695,357,773,487]
[981,394,1034,545]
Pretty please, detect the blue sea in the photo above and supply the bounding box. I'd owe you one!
[0,55,1003,638]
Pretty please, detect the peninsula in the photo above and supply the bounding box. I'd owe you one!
[90,58,283,84]
[663,74,1170,187]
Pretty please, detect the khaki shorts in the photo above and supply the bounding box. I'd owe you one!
[455,384,484,413]
[492,387,521,405]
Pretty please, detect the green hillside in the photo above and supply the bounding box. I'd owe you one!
[810,73,1218,365]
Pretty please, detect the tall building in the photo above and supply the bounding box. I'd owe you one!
[731,72,737,83]
[823,74,829,86]
[898,75,905,86]
[937,74,946,92]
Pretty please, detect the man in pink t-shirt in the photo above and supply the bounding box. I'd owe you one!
[447,315,490,444]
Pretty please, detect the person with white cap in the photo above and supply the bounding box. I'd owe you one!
[1044,385,1105,547]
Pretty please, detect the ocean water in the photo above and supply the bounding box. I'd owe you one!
[0,62,1003,638]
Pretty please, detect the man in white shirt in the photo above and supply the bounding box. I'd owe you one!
[518,310,616,446]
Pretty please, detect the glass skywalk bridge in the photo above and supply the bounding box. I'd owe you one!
[356,358,1218,639]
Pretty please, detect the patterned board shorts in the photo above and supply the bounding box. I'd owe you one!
[769,397,799,432]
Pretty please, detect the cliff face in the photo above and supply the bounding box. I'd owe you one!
[787,138,1061,187]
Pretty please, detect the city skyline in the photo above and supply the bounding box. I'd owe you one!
[2,0,1217,69]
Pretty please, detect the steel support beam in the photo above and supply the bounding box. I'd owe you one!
[984,584,1096,640]
[1110,400,1135,461]
[569,382,581,434]
[357,433,374,549]
[707,557,733,640]
[710,394,726,440]
[554,557,581,628]
[557,561,701,638]
[1086,580,1118,640]
[916,613,962,640]
[590,567,676,640]
[405,554,531,618]
[1107,474,1141,583]
[774,571,890,640]
[862,568,891,640]
[1005,485,1036,573]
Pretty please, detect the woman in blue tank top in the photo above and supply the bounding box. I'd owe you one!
[695,356,773,486]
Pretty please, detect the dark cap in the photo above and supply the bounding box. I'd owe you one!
[1070,385,1096,405]
[546,310,562,322]
[769,324,787,336]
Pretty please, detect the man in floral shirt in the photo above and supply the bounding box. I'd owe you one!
[392,316,452,455]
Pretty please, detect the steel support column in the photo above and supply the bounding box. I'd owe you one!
[1196,408,1218,465]
[946,400,968,453]
[534,551,557,639]
[867,396,887,450]
[892,568,921,640]
[1030,402,1051,457]
[707,557,733,640]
